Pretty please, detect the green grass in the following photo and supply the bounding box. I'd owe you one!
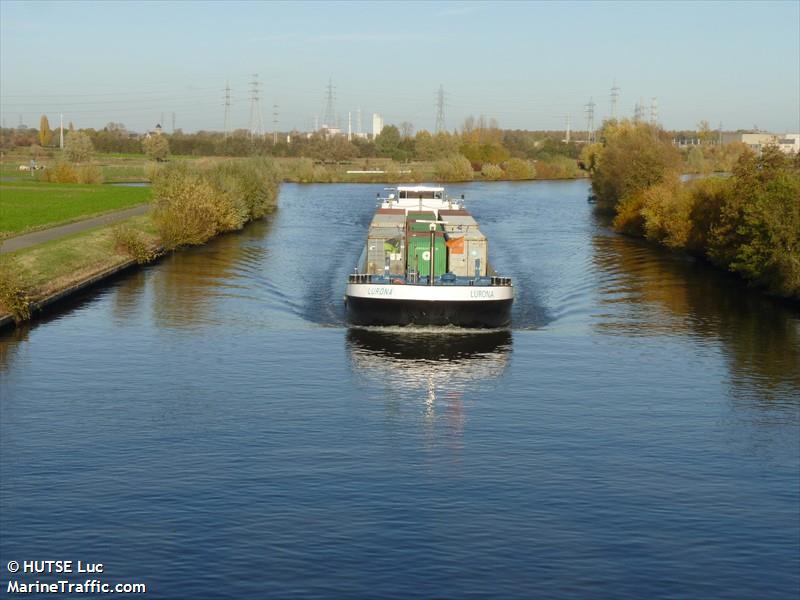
[9,215,156,292]
[1,179,151,235]
[99,163,148,182]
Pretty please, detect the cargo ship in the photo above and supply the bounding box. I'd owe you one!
[345,185,513,328]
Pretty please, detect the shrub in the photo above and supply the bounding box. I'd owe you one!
[481,163,503,180]
[685,176,730,252]
[152,158,280,249]
[142,134,169,161]
[312,165,333,183]
[144,162,162,182]
[612,192,647,236]
[433,155,473,182]
[533,156,580,179]
[41,161,78,183]
[640,179,693,248]
[0,256,32,323]
[543,155,580,179]
[152,163,223,249]
[503,157,536,180]
[281,158,315,182]
[700,142,749,173]
[64,130,94,162]
[205,158,279,226]
[113,225,156,264]
[686,146,709,174]
[76,164,103,184]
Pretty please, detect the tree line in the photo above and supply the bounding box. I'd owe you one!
[584,120,799,300]
[1,116,581,163]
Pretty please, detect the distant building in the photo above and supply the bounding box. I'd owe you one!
[372,113,384,139]
[144,123,163,139]
[777,133,800,154]
[722,131,799,155]
[324,126,342,138]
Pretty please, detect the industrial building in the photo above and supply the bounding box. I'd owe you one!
[372,113,384,139]
[721,131,799,154]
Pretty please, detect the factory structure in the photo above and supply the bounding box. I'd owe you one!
[722,131,800,155]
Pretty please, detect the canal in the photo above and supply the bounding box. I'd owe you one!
[1,180,798,598]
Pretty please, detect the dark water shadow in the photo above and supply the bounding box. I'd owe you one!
[0,262,152,373]
[590,224,800,399]
[148,217,279,329]
[346,327,513,386]
[347,327,513,361]
[346,328,513,440]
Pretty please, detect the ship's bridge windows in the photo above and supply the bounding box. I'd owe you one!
[398,190,443,200]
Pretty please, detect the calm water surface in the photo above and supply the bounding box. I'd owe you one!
[2,181,798,599]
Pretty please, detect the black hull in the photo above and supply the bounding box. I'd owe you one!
[345,296,512,328]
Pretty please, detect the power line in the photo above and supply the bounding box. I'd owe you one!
[584,97,596,143]
[222,81,232,138]
[634,98,645,122]
[323,77,336,127]
[649,97,658,125]
[610,80,621,120]
[273,104,279,145]
[249,74,263,139]
[435,84,446,133]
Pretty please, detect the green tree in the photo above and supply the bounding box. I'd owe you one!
[414,130,435,160]
[415,130,459,160]
[327,136,358,162]
[38,115,52,147]
[64,130,94,163]
[142,134,170,161]
[375,125,406,160]
[432,132,459,158]
[591,120,682,212]
[709,147,800,297]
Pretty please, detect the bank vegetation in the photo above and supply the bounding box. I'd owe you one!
[0,158,281,324]
[583,120,799,300]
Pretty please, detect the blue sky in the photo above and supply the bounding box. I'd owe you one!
[1,0,798,133]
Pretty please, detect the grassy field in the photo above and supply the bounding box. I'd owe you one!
[1,152,207,183]
[1,179,151,236]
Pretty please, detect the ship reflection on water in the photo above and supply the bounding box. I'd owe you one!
[346,328,512,437]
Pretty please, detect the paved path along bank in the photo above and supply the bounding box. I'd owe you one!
[1,204,151,254]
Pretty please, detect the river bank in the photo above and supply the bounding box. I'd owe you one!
[0,214,159,327]
[0,158,280,327]
[584,121,799,301]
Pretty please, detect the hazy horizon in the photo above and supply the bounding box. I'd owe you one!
[1,0,798,134]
